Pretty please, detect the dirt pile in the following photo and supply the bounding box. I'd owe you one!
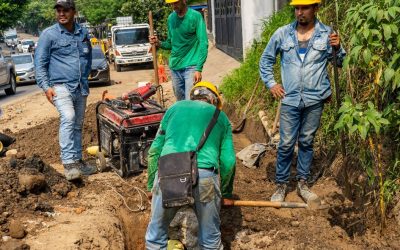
[0,155,72,243]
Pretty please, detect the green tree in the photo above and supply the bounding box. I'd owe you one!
[76,0,124,25]
[0,0,30,31]
[19,0,55,35]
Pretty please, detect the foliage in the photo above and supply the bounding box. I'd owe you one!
[0,0,30,31]
[19,0,54,35]
[76,0,124,25]
[120,0,171,39]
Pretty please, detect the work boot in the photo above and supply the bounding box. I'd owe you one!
[78,160,97,176]
[297,179,320,204]
[270,183,288,202]
[63,163,82,181]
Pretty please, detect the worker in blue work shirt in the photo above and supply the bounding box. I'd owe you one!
[259,0,346,203]
[35,0,96,181]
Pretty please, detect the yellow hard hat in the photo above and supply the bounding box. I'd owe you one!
[165,0,179,3]
[290,0,321,5]
[191,81,222,110]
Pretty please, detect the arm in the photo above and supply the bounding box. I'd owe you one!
[160,17,172,50]
[147,119,167,191]
[259,30,281,89]
[219,121,236,198]
[34,32,52,92]
[195,14,208,72]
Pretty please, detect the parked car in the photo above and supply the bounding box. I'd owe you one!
[89,46,110,85]
[20,39,35,53]
[11,53,35,84]
[0,52,17,95]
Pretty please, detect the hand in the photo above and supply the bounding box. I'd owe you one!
[329,33,340,49]
[148,35,159,47]
[45,88,57,105]
[193,71,202,84]
[222,198,235,206]
[270,84,285,99]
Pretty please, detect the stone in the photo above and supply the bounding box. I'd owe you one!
[241,235,251,243]
[18,173,46,193]
[9,220,26,239]
[290,221,300,227]
[16,152,26,160]
[5,149,18,157]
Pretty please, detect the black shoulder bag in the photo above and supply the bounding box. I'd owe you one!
[158,108,220,208]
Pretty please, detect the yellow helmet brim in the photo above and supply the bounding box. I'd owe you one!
[290,0,321,6]
[165,0,179,3]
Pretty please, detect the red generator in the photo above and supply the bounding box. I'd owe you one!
[95,84,165,177]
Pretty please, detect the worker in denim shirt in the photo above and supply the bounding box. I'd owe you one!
[259,0,346,204]
[35,0,96,181]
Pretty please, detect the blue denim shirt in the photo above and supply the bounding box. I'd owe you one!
[259,19,346,107]
[35,23,92,95]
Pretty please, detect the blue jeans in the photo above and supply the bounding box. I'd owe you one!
[276,100,324,183]
[170,66,196,101]
[145,169,223,250]
[53,84,87,165]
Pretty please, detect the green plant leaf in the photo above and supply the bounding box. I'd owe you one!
[359,124,368,140]
[391,24,399,36]
[363,49,372,65]
[383,24,392,40]
[377,10,384,22]
[385,68,395,83]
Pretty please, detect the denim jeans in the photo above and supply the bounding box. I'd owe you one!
[53,84,87,165]
[170,66,196,101]
[276,100,324,183]
[145,169,223,250]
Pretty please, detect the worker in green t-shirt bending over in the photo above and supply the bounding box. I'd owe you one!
[149,0,209,101]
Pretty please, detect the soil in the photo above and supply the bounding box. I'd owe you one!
[1,47,400,249]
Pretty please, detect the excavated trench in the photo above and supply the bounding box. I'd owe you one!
[3,103,399,249]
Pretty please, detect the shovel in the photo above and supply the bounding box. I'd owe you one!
[232,77,261,133]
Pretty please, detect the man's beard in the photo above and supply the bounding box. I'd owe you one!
[297,17,309,26]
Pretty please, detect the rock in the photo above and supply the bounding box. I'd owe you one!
[244,214,256,222]
[240,235,251,243]
[18,173,46,193]
[5,149,18,157]
[2,235,11,241]
[16,152,26,160]
[169,208,199,249]
[9,157,17,168]
[27,122,32,126]
[290,221,300,227]
[74,207,86,214]
[9,220,26,239]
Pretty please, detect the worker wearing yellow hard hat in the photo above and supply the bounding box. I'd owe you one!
[290,0,321,5]
[259,0,346,205]
[149,0,208,101]
[145,80,235,249]
[190,81,222,110]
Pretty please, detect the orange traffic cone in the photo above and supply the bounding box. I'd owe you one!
[158,53,168,83]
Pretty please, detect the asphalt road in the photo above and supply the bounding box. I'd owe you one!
[0,40,41,106]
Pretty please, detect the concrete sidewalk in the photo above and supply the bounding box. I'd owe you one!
[202,44,241,87]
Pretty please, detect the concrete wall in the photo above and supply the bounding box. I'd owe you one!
[240,0,290,56]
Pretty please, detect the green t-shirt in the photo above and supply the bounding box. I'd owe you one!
[147,100,236,198]
[161,8,209,72]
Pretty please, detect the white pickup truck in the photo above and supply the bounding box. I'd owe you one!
[109,19,153,72]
